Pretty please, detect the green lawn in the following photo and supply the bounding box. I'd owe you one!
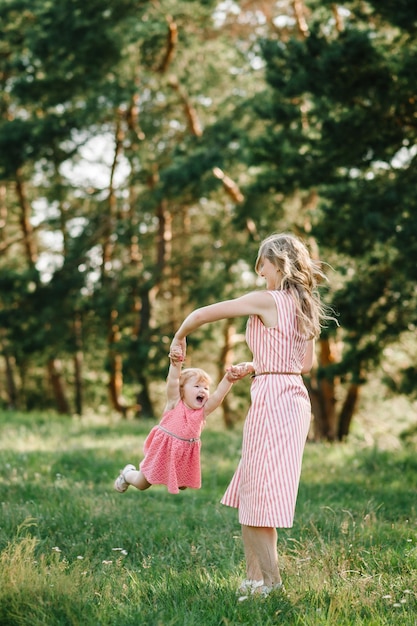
[0,408,416,625]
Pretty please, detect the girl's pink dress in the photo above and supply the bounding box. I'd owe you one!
[221,290,311,528]
[139,400,205,494]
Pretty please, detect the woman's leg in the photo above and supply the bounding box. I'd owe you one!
[241,524,263,581]
[242,525,281,587]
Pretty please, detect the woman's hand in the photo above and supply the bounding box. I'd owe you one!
[225,362,254,382]
[168,345,184,365]
[169,337,187,362]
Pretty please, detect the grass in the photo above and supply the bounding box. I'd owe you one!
[0,394,417,626]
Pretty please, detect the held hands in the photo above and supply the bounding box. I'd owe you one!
[225,362,255,382]
[169,337,187,363]
[168,345,185,365]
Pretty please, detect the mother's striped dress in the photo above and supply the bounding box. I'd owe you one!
[221,290,311,528]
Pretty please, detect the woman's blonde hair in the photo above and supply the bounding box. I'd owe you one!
[179,368,212,397]
[255,233,333,338]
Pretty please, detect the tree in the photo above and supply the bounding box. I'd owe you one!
[0,0,145,412]
[0,0,271,416]
[3,0,414,437]
[247,0,417,438]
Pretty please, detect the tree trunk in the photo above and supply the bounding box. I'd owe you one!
[337,383,361,440]
[15,169,38,271]
[306,337,363,442]
[309,337,338,440]
[332,4,345,33]
[108,352,128,417]
[0,184,6,243]
[133,287,156,419]
[108,309,129,417]
[103,114,129,416]
[73,313,83,416]
[136,374,153,418]
[292,0,310,38]
[2,349,18,409]
[168,76,202,137]
[218,320,237,428]
[101,114,124,277]
[47,358,71,414]
[157,16,178,73]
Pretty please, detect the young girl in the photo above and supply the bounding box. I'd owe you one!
[114,350,251,495]
[170,232,335,597]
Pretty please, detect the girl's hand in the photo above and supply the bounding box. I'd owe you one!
[225,362,254,382]
[169,338,186,363]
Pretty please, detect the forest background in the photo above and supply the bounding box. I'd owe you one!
[1,0,416,442]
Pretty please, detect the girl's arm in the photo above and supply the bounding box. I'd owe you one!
[203,374,233,418]
[203,363,253,417]
[164,359,182,412]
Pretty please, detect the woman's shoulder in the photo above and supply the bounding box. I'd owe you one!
[264,289,288,303]
[266,290,296,315]
[244,289,279,304]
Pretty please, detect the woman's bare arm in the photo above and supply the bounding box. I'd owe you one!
[171,292,273,355]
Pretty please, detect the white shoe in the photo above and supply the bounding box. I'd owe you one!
[114,464,136,492]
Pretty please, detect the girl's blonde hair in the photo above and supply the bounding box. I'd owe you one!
[255,233,333,338]
[179,368,212,397]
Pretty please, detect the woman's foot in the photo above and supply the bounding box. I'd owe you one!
[114,464,136,492]
[255,582,285,598]
[238,581,284,601]
[237,579,264,601]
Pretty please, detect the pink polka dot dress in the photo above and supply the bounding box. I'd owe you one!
[140,400,205,494]
[221,290,311,528]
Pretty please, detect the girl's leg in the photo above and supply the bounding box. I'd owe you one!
[241,525,281,588]
[114,465,151,492]
[125,468,151,491]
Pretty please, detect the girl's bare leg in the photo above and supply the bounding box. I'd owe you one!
[241,525,281,587]
[125,468,152,491]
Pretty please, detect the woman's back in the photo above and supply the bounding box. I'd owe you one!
[246,290,307,374]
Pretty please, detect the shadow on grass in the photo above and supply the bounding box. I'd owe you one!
[297,446,417,523]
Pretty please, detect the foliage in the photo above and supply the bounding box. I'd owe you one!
[1,0,417,429]
[254,1,417,388]
[1,0,265,414]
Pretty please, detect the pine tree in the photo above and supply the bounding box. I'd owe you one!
[249,0,417,437]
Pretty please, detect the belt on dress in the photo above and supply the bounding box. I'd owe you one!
[251,371,301,378]
[158,425,200,443]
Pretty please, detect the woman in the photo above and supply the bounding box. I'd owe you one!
[170,233,332,598]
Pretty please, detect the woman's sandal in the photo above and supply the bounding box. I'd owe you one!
[238,581,285,601]
[237,579,264,602]
[255,582,285,598]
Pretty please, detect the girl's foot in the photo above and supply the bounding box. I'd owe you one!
[114,464,136,492]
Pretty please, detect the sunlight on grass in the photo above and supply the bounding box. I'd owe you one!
[1,407,417,624]
[0,523,100,625]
